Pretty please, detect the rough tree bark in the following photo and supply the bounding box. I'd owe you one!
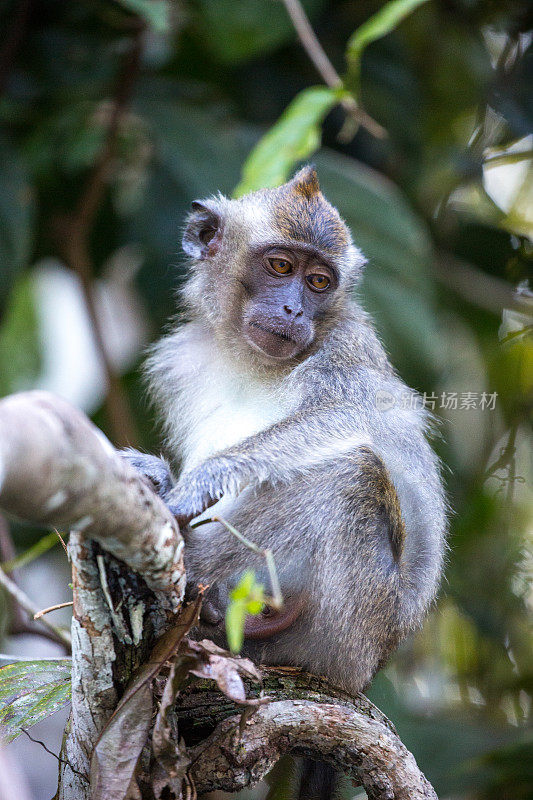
[0,391,185,799]
[0,391,437,800]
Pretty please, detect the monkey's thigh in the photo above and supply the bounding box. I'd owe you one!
[212,461,403,693]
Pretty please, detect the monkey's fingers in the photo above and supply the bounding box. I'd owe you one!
[165,478,221,528]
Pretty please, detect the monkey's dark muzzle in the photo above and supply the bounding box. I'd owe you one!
[246,320,306,361]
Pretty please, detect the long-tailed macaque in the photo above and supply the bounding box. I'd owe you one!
[124,163,445,727]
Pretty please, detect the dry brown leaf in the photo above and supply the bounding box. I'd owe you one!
[90,682,152,800]
[186,639,264,706]
[152,656,196,794]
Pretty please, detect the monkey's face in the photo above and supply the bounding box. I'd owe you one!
[181,166,366,364]
[239,245,338,361]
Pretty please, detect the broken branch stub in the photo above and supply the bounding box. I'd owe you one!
[0,391,185,609]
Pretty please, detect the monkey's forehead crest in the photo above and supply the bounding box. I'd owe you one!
[255,165,352,259]
[286,164,321,200]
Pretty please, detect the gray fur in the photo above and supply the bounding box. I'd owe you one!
[133,169,447,696]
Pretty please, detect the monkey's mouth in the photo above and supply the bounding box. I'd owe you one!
[249,321,294,343]
[245,319,306,361]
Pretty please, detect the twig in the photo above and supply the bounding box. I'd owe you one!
[0,513,15,564]
[485,427,517,477]
[8,620,73,649]
[503,425,519,508]
[21,730,90,784]
[1,530,62,572]
[34,601,74,620]
[0,516,70,650]
[9,620,73,649]
[434,254,533,316]
[191,516,283,609]
[484,149,533,167]
[500,325,533,343]
[56,31,144,447]
[55,529,69,558]
[0,564,72,649]
[280,0,386,139]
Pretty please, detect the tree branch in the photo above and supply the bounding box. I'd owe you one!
[0,564,71,649]
[56,31,144,448]
[177,671,437,799]
[434,253,533,316]
[280,0,386,139]
[0,391,184,607]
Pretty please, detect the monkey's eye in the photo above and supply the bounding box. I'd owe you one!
[199,226,217,245]
[268,258,293,275]
[307,274,330,291]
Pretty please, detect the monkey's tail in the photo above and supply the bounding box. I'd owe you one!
[297,759,338,800]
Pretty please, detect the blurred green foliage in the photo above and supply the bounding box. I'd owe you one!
[0,0,531,796]
[0,658,72,743]
[235,85,341,194]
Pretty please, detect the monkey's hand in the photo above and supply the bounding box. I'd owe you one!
[119,448,175,501]
[165,456,244,526]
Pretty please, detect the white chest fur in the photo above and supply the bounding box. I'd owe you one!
[180,371,288,470]
[155,325,292,472]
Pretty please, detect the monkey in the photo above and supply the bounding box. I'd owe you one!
[123,165,446,795]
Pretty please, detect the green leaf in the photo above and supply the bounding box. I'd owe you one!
[234,86,341,196]
[0,136,34,306]
[1,531,62,572]
[226,571,266,653]
[117,0,169,33]
[230,570,256,601]
[0,271,41,397]
[246,599,264,615]
[225,599,247,654]
[0,659,71,743]
[346,0,430,92]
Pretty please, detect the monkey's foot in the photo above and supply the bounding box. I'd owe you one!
[119,448,175,500]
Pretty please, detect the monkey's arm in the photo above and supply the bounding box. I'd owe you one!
[166,403,373,521]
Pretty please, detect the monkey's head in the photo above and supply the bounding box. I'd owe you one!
[181,165,365,364]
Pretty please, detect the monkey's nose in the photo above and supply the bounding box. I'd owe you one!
[283,304,303,317]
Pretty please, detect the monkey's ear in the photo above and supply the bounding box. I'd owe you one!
[288,164,320,200]
[182,200,221,259]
